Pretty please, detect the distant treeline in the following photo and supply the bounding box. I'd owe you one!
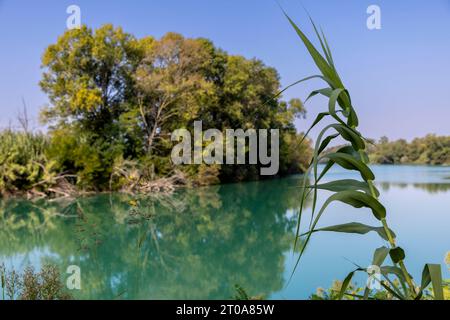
[0,25,312,198]
[368,135,450,165]
[322,135,449,166]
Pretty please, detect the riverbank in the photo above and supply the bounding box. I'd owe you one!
[3,163,450,201]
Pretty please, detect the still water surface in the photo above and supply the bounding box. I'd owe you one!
[1,165,449,299]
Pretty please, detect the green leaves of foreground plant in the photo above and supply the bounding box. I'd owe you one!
[304,222,394,242]
[322,153,374,181]
[318,191,386,221]
[311,179,380,197]
[337,268,363,300]
[282,11,445,299]
[416,264,444,300]
[283,13,344,92]
[293,190,387,274]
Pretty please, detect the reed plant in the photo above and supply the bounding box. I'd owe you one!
[282,12,445,300]
[0,130,53,195]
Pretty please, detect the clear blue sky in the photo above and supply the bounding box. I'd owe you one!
[0,0,449,140]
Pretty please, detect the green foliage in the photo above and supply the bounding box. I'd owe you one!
[32,25,313,193]
[45,127,124,189]
[0,130,56,195]
[369,135,450,165]
[0,264,72,300]
[310,279,415,300]
[283,12,444,300]
[310,280,363,300]
[232,285,264,300]
[40,24,143,133]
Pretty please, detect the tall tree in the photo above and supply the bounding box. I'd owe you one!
[128,33,215,154]
[39,25,312,189]
[40,24,144,134]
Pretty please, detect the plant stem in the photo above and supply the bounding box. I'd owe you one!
[359,150,417,297]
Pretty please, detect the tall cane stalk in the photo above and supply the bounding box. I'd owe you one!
[281,11,444,300]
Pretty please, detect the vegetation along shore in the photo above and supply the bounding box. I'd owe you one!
[0,25,448,199]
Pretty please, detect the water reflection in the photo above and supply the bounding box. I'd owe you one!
[378,182,450,193]
[0,165,449,299]
[0,177,302,299]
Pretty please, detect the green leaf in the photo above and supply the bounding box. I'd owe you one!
[338,271,355,300]
[305,222,395,242]
[363,249,390,300]
[337,145,360,157]
[309,17,334,68]
[389,247,406,264]
[294,165,313,251]
[283,13,345,91]
[337,268,363,300]
[419,264,444,300]
[268,75,325,104]
[333,124,365,151]
[299,112,329,147]
[294,190,386,274]
[320,27,335,67]
[310,125,365,217]
[322,152,375,182]
[348,107,359,127]
[328,88,350,124]
[316,134,339,158]
[381,266,409,283]
[305,88,333,104]
[372,246,390,266]
[311,179,380,197]
[315,123,365,152]
[327,191,386,220]
[380,281,406,300]
[316,154,333,177]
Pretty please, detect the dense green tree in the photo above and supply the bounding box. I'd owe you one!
[39,25,148,188]
[36,25,312,190]
[40,24,143,133]
[0,25,312,194]
[121,33,216,155]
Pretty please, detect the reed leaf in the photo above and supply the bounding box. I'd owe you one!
[372,246,390,266]
[283,11,444,299]
[321,153,375,182]
[303,222,395,241]
[298,112,330,147]
[305,88,332,103]
[293,190,387,273]
[284,13,343,90]
[309,179,380,197]
[337,268,364,300]
[418,264,444,300]
[381,266,409,284]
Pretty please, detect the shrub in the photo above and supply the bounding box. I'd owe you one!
[0,264,72,300]
[0,130,56,195]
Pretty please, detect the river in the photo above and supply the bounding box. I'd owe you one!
[0,165,449,299]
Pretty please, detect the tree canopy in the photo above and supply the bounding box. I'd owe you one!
[39,25,311,190]
[1,24,312,195]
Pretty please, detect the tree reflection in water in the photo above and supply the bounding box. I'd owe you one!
[0,177,304,299]
[1,177,448,299]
